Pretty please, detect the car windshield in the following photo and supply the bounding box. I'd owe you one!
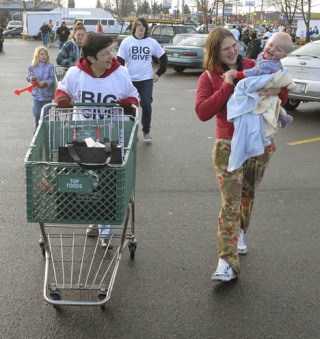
[290,42,320,57]
[177,36,206,47]
[175,26,197,34]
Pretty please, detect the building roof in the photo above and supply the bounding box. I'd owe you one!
[51,8,114,19]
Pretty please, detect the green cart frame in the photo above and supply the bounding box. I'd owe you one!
[25,104,138,309]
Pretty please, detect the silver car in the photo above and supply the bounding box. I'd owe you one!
[164,34,247,73]
[282,40,320,109]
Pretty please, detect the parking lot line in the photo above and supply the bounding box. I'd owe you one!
[287,137,320,145]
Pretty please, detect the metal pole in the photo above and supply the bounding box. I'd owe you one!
[177,0,180,19]
[215,0,218,25]
[119,0,122,20]
[181,0,185,22]
[222,0,225,26]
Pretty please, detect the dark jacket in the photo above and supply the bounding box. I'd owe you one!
[245,39,262,60]
[56,40,82,68]
[56,25,70,42]
[40,24,51,35]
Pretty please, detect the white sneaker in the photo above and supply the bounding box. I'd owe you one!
[86,224,99,237]
[211,259,237,282]
[237,229,248,255]
[143,133,152,144]
[100,238,113,250]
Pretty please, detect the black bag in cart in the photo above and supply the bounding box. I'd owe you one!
[58,140,122,167]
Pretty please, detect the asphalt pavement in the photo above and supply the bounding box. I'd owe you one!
[0,38,319,339]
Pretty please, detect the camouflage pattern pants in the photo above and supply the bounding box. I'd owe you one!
[212,139,276,275]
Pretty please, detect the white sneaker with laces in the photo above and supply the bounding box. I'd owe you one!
[237,229,248,255]
[211,259,237,282]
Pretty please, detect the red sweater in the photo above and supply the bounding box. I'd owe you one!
[195,58,289,139]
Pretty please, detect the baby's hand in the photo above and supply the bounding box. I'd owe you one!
[226,70,237,78]
[223,70,237,84]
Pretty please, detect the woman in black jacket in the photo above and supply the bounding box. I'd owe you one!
[245,31,261,60]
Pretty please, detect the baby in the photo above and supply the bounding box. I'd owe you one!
[228,32,294,127]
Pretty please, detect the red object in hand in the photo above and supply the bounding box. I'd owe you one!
[56,96,71,108]
[117,98,133,109]
[117,98,136,115]
[14,81,39,95]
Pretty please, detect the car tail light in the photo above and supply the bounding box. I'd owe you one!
[182,52,198,56]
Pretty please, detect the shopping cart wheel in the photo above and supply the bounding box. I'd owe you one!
[39,239,45,258]
[50,293,61,309]
[98,293,107,311]
[50,293,61,300]
[128,242,137,260]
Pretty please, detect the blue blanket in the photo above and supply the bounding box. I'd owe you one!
[226,73,277,172]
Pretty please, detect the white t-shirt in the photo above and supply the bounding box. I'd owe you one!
[230,28,240,40]
[118,36,165,81]
[263,31,272,39]
[58,64,139,120]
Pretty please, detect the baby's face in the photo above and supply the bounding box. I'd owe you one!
[263,36,289,60]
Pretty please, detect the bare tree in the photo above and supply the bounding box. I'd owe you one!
[68,0,75,8]
[266,0,299,27]
[298,0,312,37]
[53,0,63,8]
[20,0,54,10]
[137,0,151,16]
[188,0,216,29]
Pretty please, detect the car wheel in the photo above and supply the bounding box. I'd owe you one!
[173,66,186,73]
[7,33,12,37]
[284,99,301,110]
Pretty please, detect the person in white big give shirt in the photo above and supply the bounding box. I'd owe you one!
[117,17,168,144]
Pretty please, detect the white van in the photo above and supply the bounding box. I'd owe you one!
[6,20,23,30]
[75,18,128,34]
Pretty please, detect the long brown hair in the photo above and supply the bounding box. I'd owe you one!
[204,28,235,73]
[132,17,149,37]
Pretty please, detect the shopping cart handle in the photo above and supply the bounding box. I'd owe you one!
[70,103,119,107]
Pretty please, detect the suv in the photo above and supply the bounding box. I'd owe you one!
[149,24,198,45]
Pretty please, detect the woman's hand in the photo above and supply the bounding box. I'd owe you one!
[256,87,281,98]
[223,70,237,85]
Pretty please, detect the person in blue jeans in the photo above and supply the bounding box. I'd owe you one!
[117,17,167,143]
[39,22,51,47]
[26,46,54,131]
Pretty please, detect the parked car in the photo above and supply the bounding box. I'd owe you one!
[163,34,247,73]
[6,20,23,30]
[3,26,23,37]
[196,24,216,34]
[281,40,320,109]
[116,31,131,47]
[149,24,198,45]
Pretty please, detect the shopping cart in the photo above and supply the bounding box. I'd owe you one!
[25,103,138,309]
